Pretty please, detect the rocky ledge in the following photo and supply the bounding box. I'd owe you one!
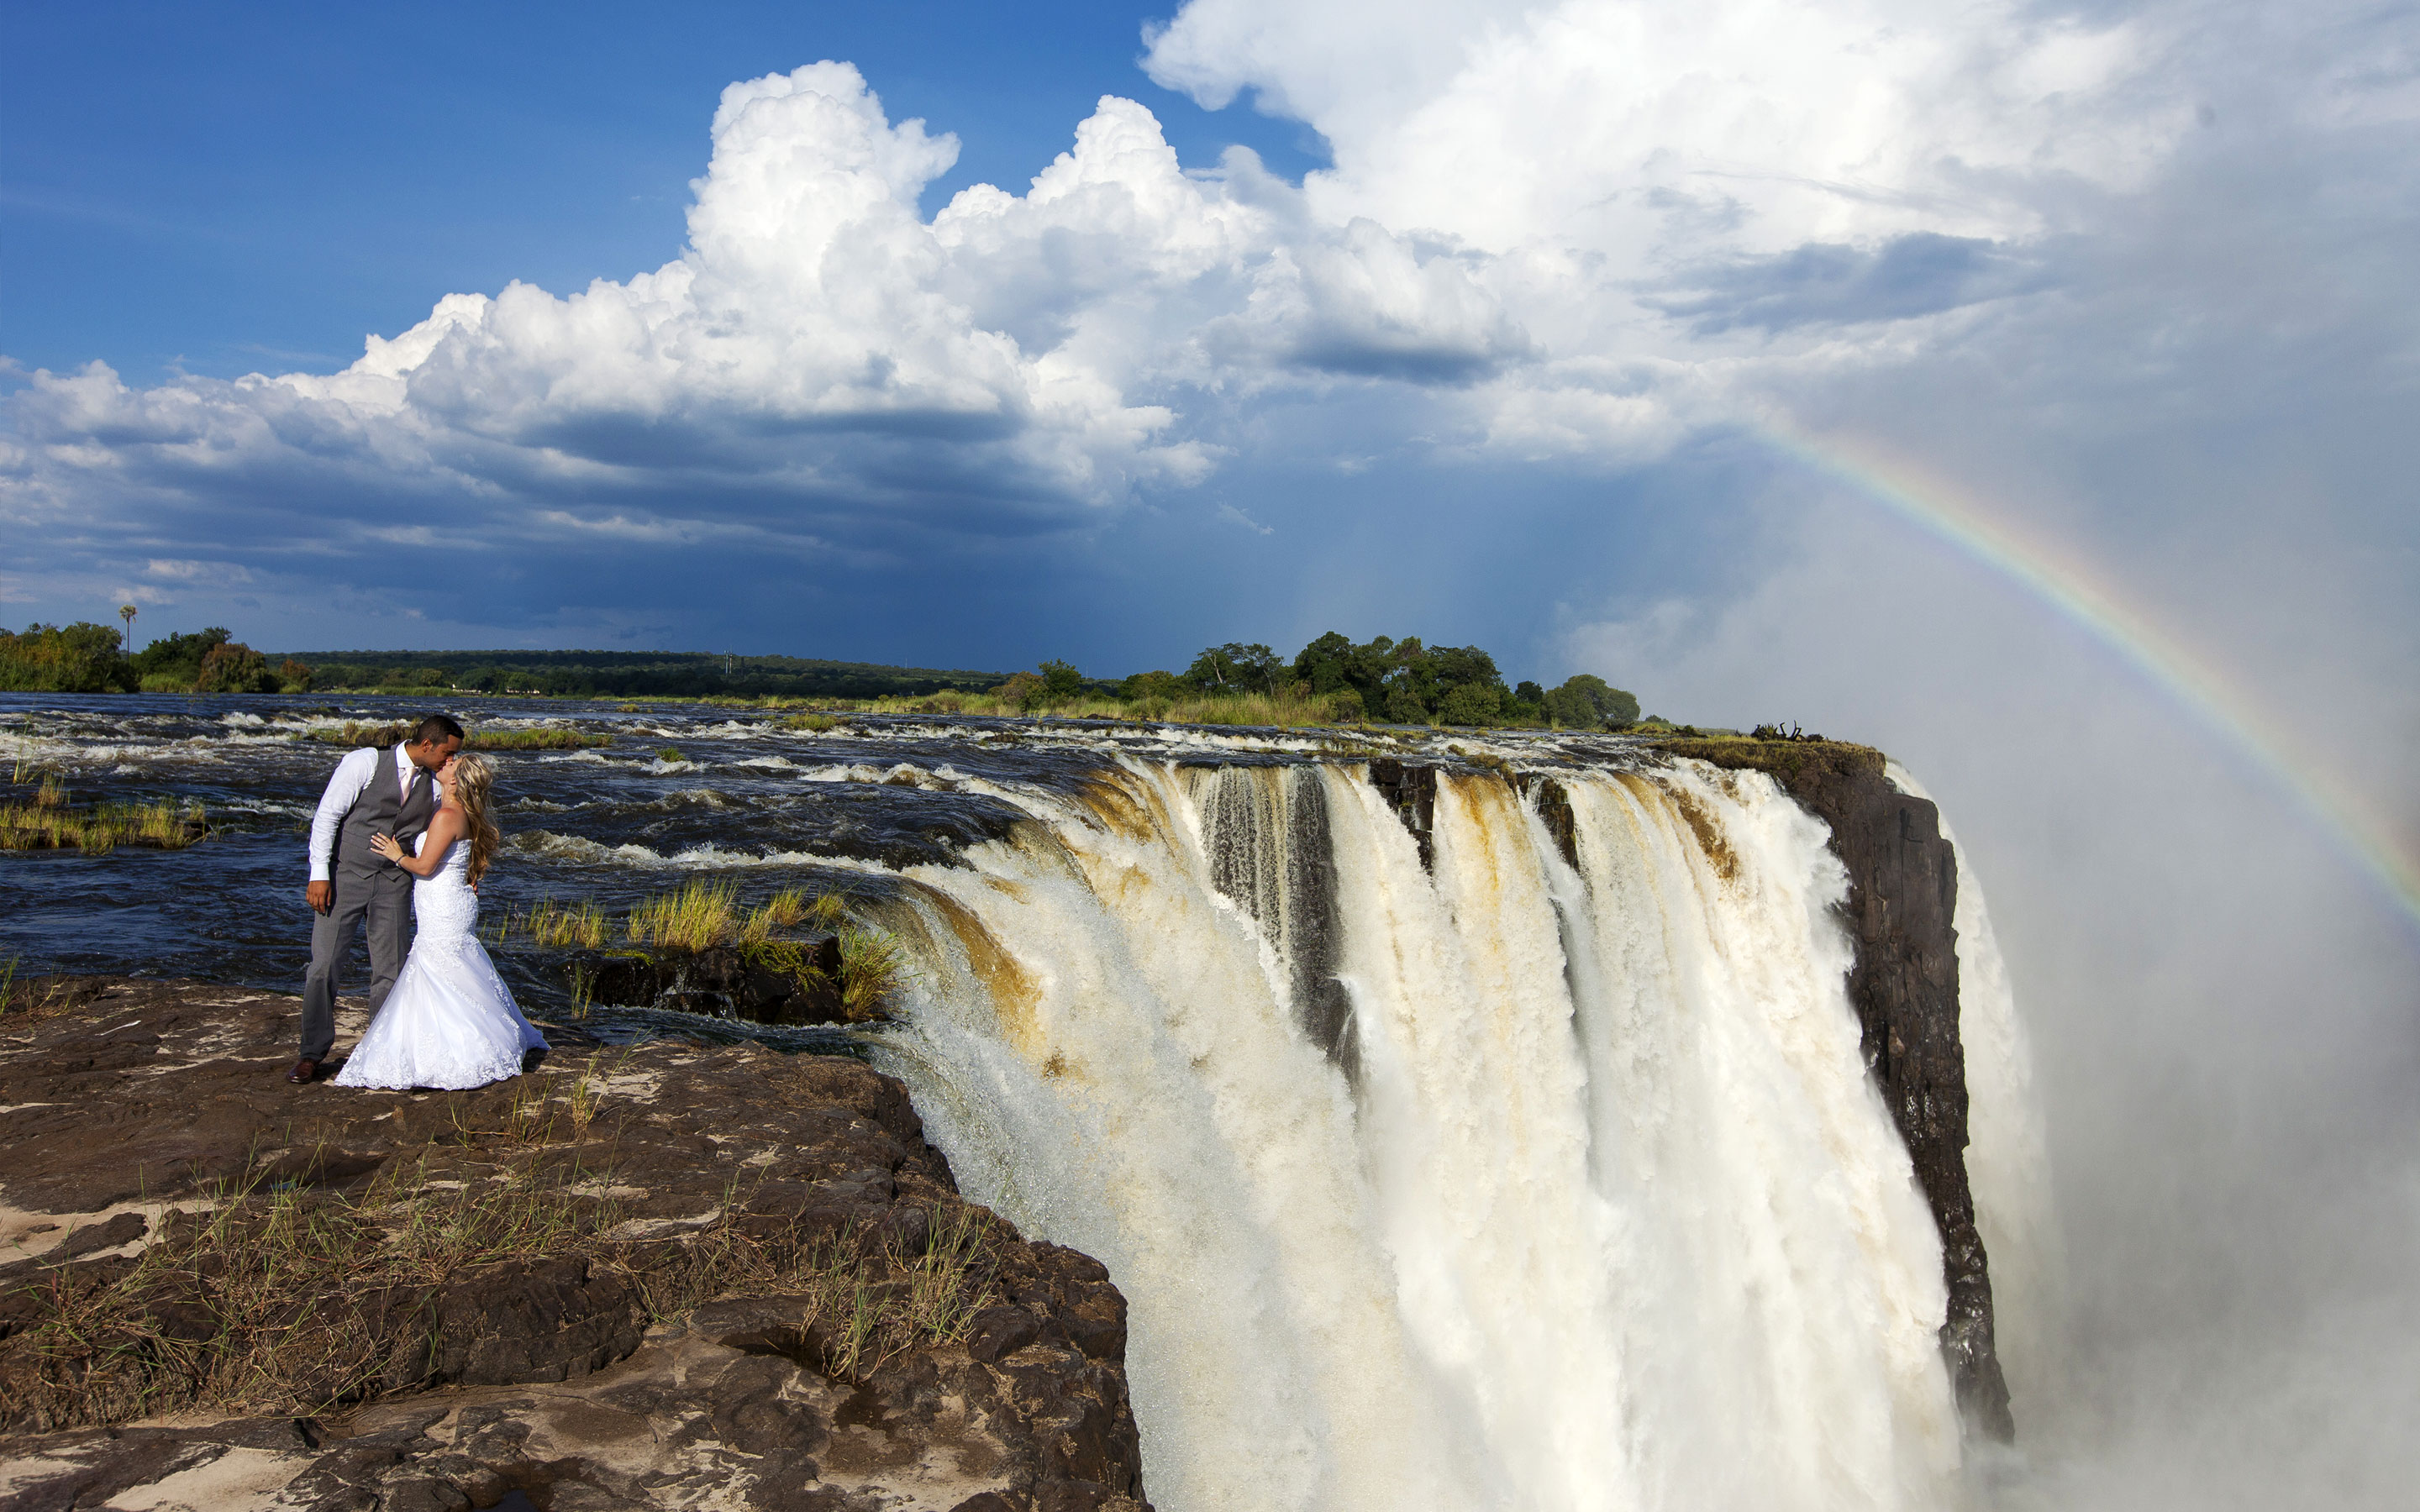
[0,979,1150,1511]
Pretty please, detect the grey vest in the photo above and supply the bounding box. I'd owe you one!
[335,749,436,879]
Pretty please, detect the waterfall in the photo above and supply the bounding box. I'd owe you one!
[874,754,1969,1512]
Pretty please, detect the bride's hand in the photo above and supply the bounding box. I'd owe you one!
[369,832,402,862]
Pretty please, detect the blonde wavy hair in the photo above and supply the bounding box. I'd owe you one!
[449,753,502,887]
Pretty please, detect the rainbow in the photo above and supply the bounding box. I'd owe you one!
[1760,423,2420,938]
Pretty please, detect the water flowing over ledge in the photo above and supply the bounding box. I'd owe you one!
[1,695,2051,1511]
[871,749,2036,1510]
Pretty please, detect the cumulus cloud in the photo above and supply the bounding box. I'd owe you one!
[0,7,2220,625]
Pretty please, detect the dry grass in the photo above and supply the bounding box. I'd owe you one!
[0,795,205,853]
[524,895,611,950]
[627,877,742,953]
[634,1202,1000,1378]
[505,880,905,1017]
[6,1142,1002,1428]
[739,886,848,945]
[0,958,78,1023]
[465,727,614,751]
[837,926,914,1021]
[6,1152,624,1426]
[615,880,854,956]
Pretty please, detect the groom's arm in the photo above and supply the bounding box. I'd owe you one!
[306,747,379,911]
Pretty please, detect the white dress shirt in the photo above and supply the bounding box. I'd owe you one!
[308,742,422,881]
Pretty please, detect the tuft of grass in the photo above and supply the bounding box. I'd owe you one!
[739,885,808,942]
[464,727,613,751]
[524,895,610,950]
[735,885,845,944]
[779,712,841,732]
[632,1202,999,1380]
[655,745,685,764]
[628,877,742,953]
[34,774,67,809]
[0,960,83,1022]
[836,925,913,1021]
[612,881,852,957]
[1,796,205,853]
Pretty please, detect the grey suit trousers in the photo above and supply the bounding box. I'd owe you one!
[300,866,413,1062]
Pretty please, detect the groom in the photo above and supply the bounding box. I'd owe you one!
[287,713,465,1084]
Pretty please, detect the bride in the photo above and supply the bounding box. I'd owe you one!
[333,752,548,1089]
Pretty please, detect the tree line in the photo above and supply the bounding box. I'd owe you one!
[0,623,309,695]
[3,621,1644,731]
[997,633,1642,729]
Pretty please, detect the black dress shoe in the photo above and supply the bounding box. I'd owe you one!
[285,1058,319,1084]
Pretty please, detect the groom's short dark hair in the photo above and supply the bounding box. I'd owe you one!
[412,714,466,747]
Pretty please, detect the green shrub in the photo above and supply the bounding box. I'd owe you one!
[1184,643,1283,695]
[1546,675,1640,730]
[0,622,137,692]
[194,641,280,694]
[132,627,230,688]
[995,670,1044,711]
[1037,659,1085,704]
[1439,682,1505,727]
[1118,669,1184,701]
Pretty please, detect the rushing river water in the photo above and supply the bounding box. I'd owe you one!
[0,692,1175,1037]
[0,690,2055,1512]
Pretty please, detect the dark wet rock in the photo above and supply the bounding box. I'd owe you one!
[1654,737,2015,1440]
[0,979,1153,1510]
[1518,774,1581,872]
[1195,765,1357,1077]
[1363,759,1438,869]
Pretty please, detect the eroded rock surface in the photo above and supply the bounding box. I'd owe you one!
[0,979,1150,1510]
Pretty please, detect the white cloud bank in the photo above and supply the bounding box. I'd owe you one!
[3,1,2206,580]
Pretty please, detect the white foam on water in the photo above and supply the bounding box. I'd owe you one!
[508,831,669,866]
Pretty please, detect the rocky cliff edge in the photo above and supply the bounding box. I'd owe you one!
[0,979,1151,1511]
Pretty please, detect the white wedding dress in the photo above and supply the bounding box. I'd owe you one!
[333,832,547,1089]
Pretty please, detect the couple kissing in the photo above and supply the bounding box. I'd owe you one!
[287,713,545,1089]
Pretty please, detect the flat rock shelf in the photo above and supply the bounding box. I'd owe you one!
[0,979,1151,1511]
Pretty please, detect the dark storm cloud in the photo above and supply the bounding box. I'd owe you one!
[1651,234,2053,334]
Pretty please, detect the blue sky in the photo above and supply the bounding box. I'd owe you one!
[3,3,1328,388]
[3,0,2412,732]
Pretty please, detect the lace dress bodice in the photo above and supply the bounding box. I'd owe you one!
[412,833,479,942]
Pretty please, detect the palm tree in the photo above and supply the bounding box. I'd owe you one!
[118,604,138,654]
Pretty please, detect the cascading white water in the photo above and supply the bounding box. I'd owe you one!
[871,754,1977,1511]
